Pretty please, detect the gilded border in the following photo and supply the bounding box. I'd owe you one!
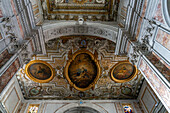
[64,50,101,91]
[46,0,112,14]
[25,60,55,83]
[110,61,138,83]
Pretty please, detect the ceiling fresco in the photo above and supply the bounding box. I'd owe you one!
[110,62,138,83]
[16,36,144,100]
[25,60,55,83]
[65,50,101,91]
[41,0,119,21]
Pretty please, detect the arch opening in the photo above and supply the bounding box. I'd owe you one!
[64,107,100,113]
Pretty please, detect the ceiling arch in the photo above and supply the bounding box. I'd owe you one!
[55,103,107,113]
[64,107,100,113]
[42,22,118,43]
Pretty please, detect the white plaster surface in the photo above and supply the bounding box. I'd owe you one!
[43,103,65,113]
[142,88,156,113]
[138,80,159,113]
[95,103,117,113]
[24,100,139,113]
[4,88,19,113]
[0,75,24,113]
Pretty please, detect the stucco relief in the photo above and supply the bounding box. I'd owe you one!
[43,25,117,43]
[16,36,144,100]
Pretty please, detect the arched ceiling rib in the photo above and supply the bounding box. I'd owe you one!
[42,22,118,43]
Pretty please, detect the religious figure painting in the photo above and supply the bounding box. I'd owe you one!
[25,60,54,83]
[68,53,97,88]
[110,62,137,83]
[65,50,101,91]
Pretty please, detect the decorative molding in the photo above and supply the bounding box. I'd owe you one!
[110,61,138,83]
[25,60,55,83]
[54,102,107,113]
[4,87,20,113]
[43,24,118,43]
[16,36,144,100]
[141,87,157,113]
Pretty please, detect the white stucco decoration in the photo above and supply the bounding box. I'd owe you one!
[54,102,108,113]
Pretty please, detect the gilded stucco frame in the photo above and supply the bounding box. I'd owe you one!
[25,60,55,83]
[64,50,101,91]
[46,0,113,15]
[110,61,138,83]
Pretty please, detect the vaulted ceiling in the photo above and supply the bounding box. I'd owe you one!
[10,0,145,100]
[17,36,144,100]
[41,0,119,21]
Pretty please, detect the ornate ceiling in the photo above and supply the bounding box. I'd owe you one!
[41,0,119,21]
[16,36,144,100]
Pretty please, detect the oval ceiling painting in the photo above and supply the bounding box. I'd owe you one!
[25,60,55,83]
[110,61,137,83]
[64,50,101,91]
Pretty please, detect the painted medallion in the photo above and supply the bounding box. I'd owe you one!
[64,50,101,91]
[110,62,137,83]
[29,87,41,96]
[25,60,54,83]
[121,86,132,95]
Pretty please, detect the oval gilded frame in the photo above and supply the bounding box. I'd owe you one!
[64,50,101,91]
[25,60,55,83]
[110,61,138,83]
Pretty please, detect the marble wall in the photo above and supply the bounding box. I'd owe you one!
[153,0,165,24]
[155,28,170,51]
[0,58,20,93]
[139,57,170,111]
[0,49,13,69]
[146,51,170,81]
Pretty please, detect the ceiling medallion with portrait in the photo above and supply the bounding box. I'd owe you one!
[64,50,101,91]
[110,61,138,83]
[25,60,55,83]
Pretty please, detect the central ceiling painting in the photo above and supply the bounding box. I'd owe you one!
[42,0,119,21]
[17,36,144,100]
[65,50,101,91]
